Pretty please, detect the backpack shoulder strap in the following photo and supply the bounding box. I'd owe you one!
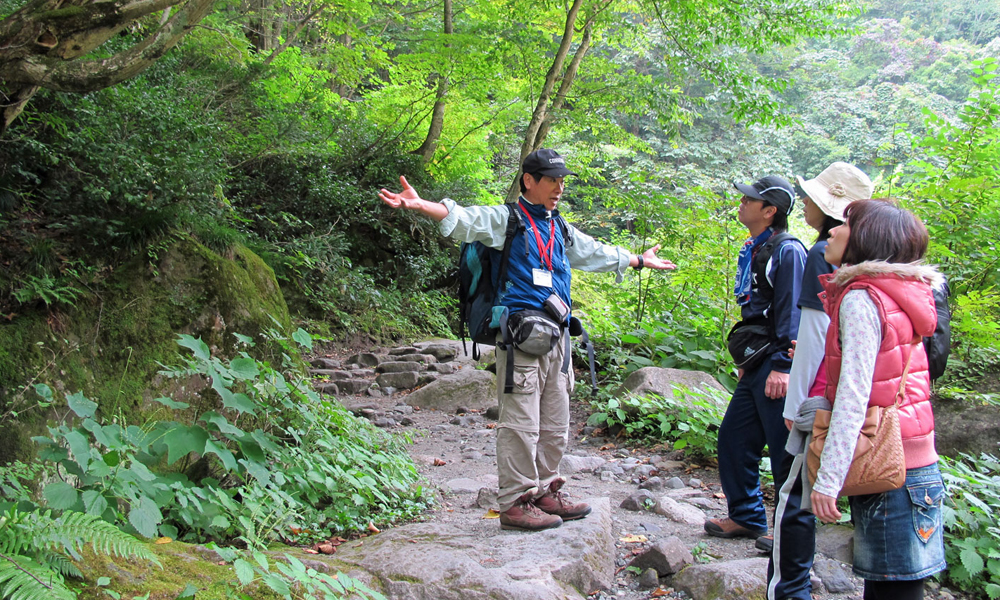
[495,203,523,296]
[556,215,573,247]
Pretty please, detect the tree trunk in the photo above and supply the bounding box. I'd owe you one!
[505,0,585,202]
[412,0,452,164]
[531,19,593,149]
[0,0,216,134]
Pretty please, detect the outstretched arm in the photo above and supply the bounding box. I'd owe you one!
[629,244,676,270]
[378,176,449,222]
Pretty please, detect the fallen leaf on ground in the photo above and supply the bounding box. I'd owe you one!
[154,537,172,544]
[433,458,446,466]
[482,509,500,519]
[599,443,616,451]
[318,544,336,555]
[303,548,319,554]
[619,534,647,543]
[713,492,726,499]
[649,588,672,597]
[367,522,380,534]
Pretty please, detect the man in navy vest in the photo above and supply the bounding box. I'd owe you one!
[705,176,807,542]
[380,149,675,531]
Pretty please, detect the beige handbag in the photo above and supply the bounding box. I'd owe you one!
[806,340,918,497]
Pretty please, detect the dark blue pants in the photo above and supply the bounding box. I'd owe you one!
[717,357,790,533]
[766,452,816,600]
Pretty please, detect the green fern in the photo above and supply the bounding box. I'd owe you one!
[0,553,76,600]
[0,508,160,600]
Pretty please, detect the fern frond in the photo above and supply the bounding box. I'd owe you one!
[38,512,161,568]
[35,550,82,580]
[0,552,76,600]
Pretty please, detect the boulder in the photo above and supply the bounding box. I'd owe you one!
[376,372,420,390]
[405,370,497,411]
[397,353,438,364]
[329,498,615,599]
[311,357,342,369]
[346,353,381,367]
[627,536,693,576]
[614,367,726,404]
[815,523,854,565]
[312,382,339,395]
[388,347,420,356]
[931,396,1000,458]
[420,343,459,362]
[654,496,705,526]
[673,557,769,600]
[813,557,856,593]
[335,379,371,395]
[559,455,607,474]
[376,361,422,374]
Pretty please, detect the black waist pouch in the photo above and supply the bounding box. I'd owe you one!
[727,321,773,371]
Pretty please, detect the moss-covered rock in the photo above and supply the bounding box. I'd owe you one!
[0,237,295,464]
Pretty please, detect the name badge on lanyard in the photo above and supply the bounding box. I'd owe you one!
[532,268,553,288]
[519,201,557,289]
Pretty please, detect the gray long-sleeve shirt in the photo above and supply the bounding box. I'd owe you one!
[438,198,632,281]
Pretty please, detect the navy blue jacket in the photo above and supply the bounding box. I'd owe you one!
[492,201,572,323]
[741,229,807,373]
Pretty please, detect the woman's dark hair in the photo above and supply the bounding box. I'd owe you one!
[841,199,928,265]
[816,215,843,242]
[519,172,544,194]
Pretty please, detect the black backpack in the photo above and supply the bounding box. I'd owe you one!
[924,278,951,381]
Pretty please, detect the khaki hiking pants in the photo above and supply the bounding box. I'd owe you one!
[495,331,574,513]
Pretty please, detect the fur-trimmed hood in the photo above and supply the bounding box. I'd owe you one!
[823,260,943,339]
[828,261,946,291]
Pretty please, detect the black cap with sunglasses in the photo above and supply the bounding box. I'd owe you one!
[733,175,796,215]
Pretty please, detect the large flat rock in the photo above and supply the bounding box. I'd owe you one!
[328,498,614,600]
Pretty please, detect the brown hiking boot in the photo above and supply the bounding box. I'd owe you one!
[704,517,766,539]
[500,493,563,531]
[534,479,592,521]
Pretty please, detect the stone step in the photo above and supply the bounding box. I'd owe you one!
[376,361,422,374]
[334,379,372,395]
[376,371,419,390]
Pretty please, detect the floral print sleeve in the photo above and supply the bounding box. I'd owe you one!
[813,289,882,497]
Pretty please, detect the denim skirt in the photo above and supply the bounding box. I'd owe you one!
[849,463,947,581]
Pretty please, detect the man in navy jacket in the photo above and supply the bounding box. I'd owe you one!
[706,176,806,541]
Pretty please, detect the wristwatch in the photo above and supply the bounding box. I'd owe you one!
[635,255,644,270]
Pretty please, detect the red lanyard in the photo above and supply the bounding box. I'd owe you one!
[518,200,555,271]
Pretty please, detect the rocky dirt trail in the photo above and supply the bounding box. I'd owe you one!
[307,338,962,600]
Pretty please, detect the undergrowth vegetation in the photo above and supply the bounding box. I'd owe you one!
[0,331,424,599]
[940,454,1000,599]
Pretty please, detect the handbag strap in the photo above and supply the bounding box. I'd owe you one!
[895,337,921,406]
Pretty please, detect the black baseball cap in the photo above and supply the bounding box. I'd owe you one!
[522,149,577,178]
[733,175,796,215]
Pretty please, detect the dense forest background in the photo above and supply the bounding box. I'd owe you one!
[2,0,1000,596]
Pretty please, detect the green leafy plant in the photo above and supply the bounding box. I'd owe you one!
[32,331,429,549]
[209,543,384,600]
[588,385,727,458]
[12,274,84,308]
[0,508,159,600]
[940,453,1000,599]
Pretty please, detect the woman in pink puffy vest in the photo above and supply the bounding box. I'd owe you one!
[812,200,945,600]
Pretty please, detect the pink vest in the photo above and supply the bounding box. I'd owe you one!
[820,269,938,470]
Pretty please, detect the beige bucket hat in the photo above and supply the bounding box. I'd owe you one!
[796,162,874,221]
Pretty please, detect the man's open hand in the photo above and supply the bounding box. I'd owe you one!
[641,244,677,270]
[379,176,422,210]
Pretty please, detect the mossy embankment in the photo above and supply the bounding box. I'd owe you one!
[0,237,296,464]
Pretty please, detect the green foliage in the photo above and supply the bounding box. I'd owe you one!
[30,332,429,548]
[0,508,159,600]
[940,453,1000,599]
[12,274,84,308]
[209,544,385,600]
[587,385,727,457]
